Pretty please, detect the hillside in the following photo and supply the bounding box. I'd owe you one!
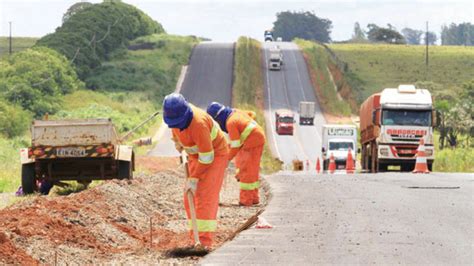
[0,37,38,59]
[329,43,474,101]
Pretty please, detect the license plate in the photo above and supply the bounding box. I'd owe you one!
[57,147,86,157]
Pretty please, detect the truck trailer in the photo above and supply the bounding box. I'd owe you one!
[360,85,437,172]
[20,118,135,195]
[299,101,315,125]
[322,125,357,170]
[268,47,283,70]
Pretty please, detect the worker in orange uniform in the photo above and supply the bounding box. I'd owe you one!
[207,102,266,206]
[163,93,229,248]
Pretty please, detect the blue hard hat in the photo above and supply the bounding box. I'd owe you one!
[163,93,192,128]
[207,102,225,119]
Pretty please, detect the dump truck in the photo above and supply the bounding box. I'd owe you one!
[275,109,294,135]
[299,101,315,125]
[268,46,283,70]
[20,118,135,195]
[360,85,437,172]
[322,125,357,170]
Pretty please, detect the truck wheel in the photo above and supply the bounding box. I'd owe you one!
[118,161,133,179]
[378,163,388,172]
[21,164,36,195]
[428,163,433,172]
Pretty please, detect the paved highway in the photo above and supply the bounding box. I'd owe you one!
[149,42,234,156]
[262,42,326,167]
[203,172,474,264]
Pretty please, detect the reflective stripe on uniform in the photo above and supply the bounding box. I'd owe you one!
[240,180,259,190]
[210,121,219,141]
[187,219,217,232]
[230,140,241,148]
[198,150,215,164]
[240,120,257,144]
[184,145,199,154]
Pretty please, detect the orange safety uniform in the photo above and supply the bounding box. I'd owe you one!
[227,109,266,206]
[172,105,229,247]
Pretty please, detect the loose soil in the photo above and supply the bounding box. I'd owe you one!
[0,157,267,264]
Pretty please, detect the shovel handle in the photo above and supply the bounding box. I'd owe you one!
[187,189,201,247]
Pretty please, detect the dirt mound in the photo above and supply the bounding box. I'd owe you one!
[0,160,266,264]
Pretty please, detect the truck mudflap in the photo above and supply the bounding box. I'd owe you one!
[20,148,34,165]
[115,145,134,162]
[28,144,115,160]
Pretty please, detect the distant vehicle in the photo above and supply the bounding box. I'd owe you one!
[298,101,315,125]
[322,125,357,170]
[360,84,437,172]
[276,37,283,42]
[264,30,274,42]
[275,109,294,135]
[20,118,135,195]
[269,46,283,70]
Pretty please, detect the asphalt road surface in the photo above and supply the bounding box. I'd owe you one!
[262,42,326,167]
[149,42,234,156]
[203,172,474,264]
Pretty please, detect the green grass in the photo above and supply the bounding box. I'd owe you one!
[295,39,352,116]
[0,37,38,59]
[0,136,29,193]
[328,43,474,101]
[233,37,282,173]
[433,133,474,172]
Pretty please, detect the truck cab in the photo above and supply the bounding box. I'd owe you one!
[275,110,294,135]
[322,125,358,170]
[264,30,274,42]
[269,47,283,70]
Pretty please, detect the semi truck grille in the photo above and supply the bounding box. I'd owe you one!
[393,144,418,158]
[391,134,424,142]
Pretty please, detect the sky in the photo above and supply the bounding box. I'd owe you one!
[0,0,473,42]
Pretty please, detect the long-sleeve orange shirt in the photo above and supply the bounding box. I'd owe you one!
[226,109,265,160]
[172,105,228,179]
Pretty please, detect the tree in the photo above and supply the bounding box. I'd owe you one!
[441,23,474,46]
[425,31,437,45]
[273,11,332,43]
[367,24,406,44]
[351,22,367,43]
[401,28,423,45]
[62,2,93,24]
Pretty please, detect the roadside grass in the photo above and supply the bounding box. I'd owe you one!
[0,37,38,59]
[295,39,352,116]
[433,133,473,172]
[234,37,282,174]
[0,136,29,193]
[329,43,474,101]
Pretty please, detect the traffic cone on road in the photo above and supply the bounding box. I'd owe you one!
[413,138,430,174]
[346,148,355,174]
[328,153,336,174]
[316,157,321,174]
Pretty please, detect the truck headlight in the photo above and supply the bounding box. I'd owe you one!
[380,147,389,156]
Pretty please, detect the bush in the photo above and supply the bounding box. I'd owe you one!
[0,47,83,117]
[36,1,164,79]
[0,100,31,138]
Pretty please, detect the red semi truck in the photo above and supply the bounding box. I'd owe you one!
[360,85,437,172]
[275,109,294,135]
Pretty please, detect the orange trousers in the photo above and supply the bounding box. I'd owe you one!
[235,145,263,206]
[184,155,227,247]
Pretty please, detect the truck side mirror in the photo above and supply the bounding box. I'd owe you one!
[357,148,361,154]
[321,147,326,153]
[372,110,380,126]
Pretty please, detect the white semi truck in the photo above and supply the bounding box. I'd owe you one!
[298,101,315,125]
[322,125,357,170]
[268,46,283,70]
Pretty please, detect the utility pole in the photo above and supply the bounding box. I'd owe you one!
[9,21,12,55]
[425,21,429,80]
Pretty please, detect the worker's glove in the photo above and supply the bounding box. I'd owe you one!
[173,139,184,153]
[185,178,199,194]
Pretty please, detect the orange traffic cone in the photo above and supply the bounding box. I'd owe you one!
[346,148,355,174]
[413,138,430,173]
[316,157,321,174]
[328,153,336,174]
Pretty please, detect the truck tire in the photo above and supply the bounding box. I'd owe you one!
[21,164,36,195]
[378,163,388,172]
[118,161,133,180]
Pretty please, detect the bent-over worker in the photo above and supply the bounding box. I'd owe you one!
[163,93,228,248]
[206,102,266,206]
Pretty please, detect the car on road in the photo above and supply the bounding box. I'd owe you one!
[275,109,294,135]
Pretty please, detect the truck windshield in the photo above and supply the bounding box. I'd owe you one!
[270,58,280,62]
[329,142,354,151]
[382,110,431,126]
[278,117,293,123]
